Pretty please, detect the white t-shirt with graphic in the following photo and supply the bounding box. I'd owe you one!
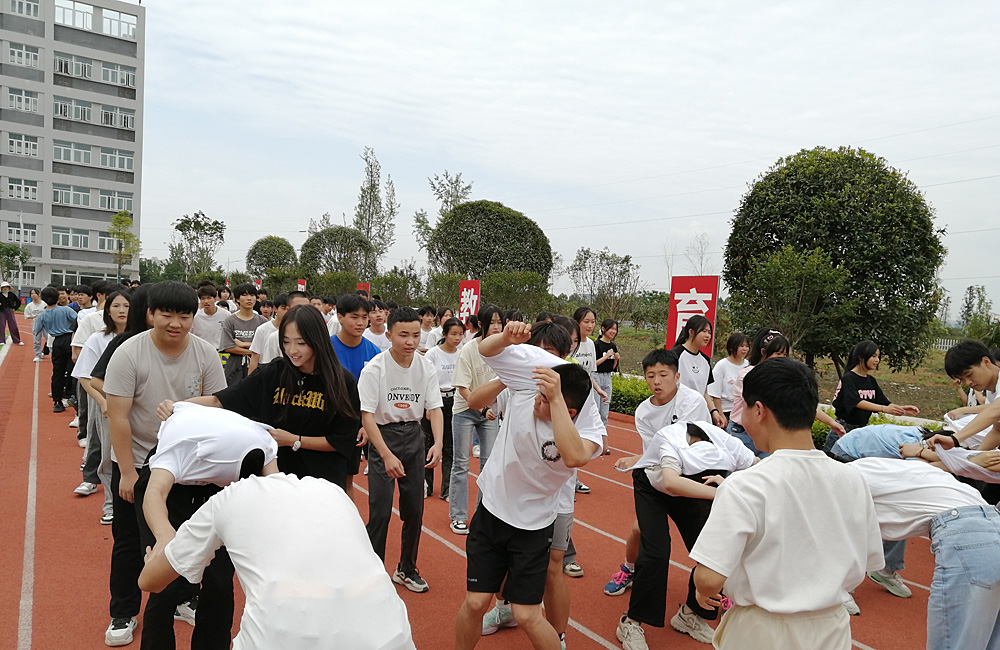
[633,384,711,453]
[674,347,714,396]
[424,345,460,391]
[572,337,597,374]
[707,358,748,412]
[358,351,443,425]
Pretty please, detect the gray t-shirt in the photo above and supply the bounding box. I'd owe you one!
[219,312,268,351]
[104,331,227,468]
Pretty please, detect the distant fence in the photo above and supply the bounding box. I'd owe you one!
[933,337,962,352]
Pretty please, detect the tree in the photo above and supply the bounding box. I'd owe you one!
[299,226,375,278]
[568,247,645,321]
[372,261,423,305]
[631,290,672,331]
[963,286,994,340]
[423,272,464,309]
[0,242,30,285]
[960,285,977,329]
[937,293,952,328]
[480,271,551,315]
[414,170,474,254]
[162,243,187,281]
[172,211,226,280]
[420,200,553,280]
[139,257,163,283]
[108,211,141,283]
[723,146,946,372]
[727,246,856,370]
[245,236,297,278]
[352,147,396,273]
[307,212,334,236]
[684,232,714,275]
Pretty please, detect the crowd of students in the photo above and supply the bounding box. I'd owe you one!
[15,274,1000,650]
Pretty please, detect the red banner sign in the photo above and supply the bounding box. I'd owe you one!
[297,279,306,292]
[458,280,481,321]
[665,276,720,355]
[357,282,370,294]
[224,277,231,287]
[254,278,262,290]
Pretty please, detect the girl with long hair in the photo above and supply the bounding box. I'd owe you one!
[594,318,620,426]
[671,315,726,428]
[708,333,750,423]
[423,317,465,500]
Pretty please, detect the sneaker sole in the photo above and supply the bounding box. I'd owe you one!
[74,489,97,496]
[867,573,912,598]
[670,614,714,645]
[392,574,429,593]
[604,583,631,596]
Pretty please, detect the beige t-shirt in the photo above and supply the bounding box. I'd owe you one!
[451,338,497,414]
[104,331,227,468]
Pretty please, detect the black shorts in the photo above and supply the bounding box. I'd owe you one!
[465,502,554,605]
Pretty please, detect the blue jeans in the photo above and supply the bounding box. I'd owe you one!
[927,505,1000,650]
[595,373,613,426]
[449,409,498,522]
[727,420,769,459]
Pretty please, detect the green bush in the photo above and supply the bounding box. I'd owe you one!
[610,374,652,416]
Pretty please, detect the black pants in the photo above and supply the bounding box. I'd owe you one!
[423,394,454,496]
[367,421,425,574]
[134,467,233,650]
[109,462,143,619]
[49,333,72,404]
[627,468,720,627]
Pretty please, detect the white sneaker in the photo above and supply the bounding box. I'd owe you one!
[174,598,197,626]
[868,568,912,598]
[33,355,42,362]
[670,604,714,644]
[105,616,137,647]
[16,341,24,346]
[843,593,860,616]
[482,603,517,635]
[69,416,79,428]
[472,444,481,458]
[77,437,86,447]
[616,615,648,650]
[74,481,98,496]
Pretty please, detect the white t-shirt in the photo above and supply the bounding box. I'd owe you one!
[634,384,710,453]
[249,321,278,357]
[76,305,97,321]
[257,328,283,366]
[571,338,597,374]
[164,473,416,650]
[358,351,443,425]
[944,412,989,448]
[674,347,714,396]
[24,300,45,318]
[419,328,436,350]
[424,345,460,391]
[191,308,232,351]
[150,402,277,486]
[451,338,497,414]
[326,315,341,338]
[850,457,986,540]
[72,309,104,347]
[707,358,748,412]
[363,328,390,352]
[71,330,115,379]
[937,447,1000,484]
[689,449,884,614]
[478,344,605,530]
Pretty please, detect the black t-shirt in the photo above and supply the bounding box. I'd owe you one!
[594,339,619,373]
[90,332,135,380]
[832,370,890,426]
[214,361,361,487]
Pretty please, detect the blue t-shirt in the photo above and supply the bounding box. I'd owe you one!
[830,423,923,460]
[331,335,381,382]
[33,305,78,337]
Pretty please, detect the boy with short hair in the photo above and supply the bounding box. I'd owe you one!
[687,358,883,650]
[363,298,391,351]
[934,341,1000,450]
[191,285,230,351]
[454,321,604,650]
[32,286,78,412]
[417,305,436,353]
[604,348,709,598]
[358,307,443,592]
[219,283,267,385]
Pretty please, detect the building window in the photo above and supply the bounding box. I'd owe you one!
[52,184,91,207]
[6,179,38,201]
[51,226,90,249]
[14,266,36,286]
[8,88,39,113]
[99,189,132,212]
[9,0,40,18]
[99,147,133,170]
[7,223,38,244]
[53,52,92,78]
[53,140,92,165]
[101,62,136,87]
[53,96,91,122]
[8,134,39,157]
[98,231,118,251]
[101,105,135,130]
[8,43,40,68]
[54,0,94,30]
[102,9,137,40]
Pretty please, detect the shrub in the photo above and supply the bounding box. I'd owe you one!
[610,374,652,416]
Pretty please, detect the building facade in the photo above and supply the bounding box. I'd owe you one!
[1,0,144,290]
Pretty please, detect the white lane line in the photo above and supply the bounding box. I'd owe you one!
[572,518,693,574]
[900,578,931,592]
[17,361,39,650]
[853,641,880,650]
[577,468,633,490]
[351,483,624,648]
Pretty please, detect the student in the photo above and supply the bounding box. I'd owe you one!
[139,470,417,650]
[462,314,480,344]
[616,421,756,645]
[190,285,231,352]
[604,348,710,599]
[448,304,503,535]
[941,340,999,442]
[423,317,464,499]
[219,283,268,385]
[707,333,749,422]
[427,306,454,348]
[363,298,391,351]
[73,282,96,317]
[594,319,620,426]
[359,307,443,592]
[24,288,46,360]
[254,291,311,368]
[454,321,603,650]
[848,457,1000,650]
[257,299,274,320]
[829,340,919,450]
[686,358,883,650]
[32,286,78,413]
[103,281,228,648]
[670,315,726,428]
[247,293,284,373]
[217,286,237,312]
[417,305,437,353]
[71,281,117,440]
[0,280,23,345]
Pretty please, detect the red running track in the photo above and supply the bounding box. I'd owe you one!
[0,314,929,649]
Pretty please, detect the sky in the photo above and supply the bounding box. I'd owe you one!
[136,1,1000,318]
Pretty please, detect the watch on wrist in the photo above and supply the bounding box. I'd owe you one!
[292,436,301,451]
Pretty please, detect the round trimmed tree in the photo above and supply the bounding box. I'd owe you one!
[246,236,297,278]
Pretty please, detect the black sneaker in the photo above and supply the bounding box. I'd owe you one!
[67,395,78,411]
[53,402,65,413]
[392,566,429,593]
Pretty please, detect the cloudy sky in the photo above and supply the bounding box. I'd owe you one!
[137,1,1000,315]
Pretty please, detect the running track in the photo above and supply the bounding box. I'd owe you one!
[0,314,929,649]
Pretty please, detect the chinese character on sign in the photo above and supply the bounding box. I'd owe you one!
[458,280,481,321]
[665,276,719,356]
[672,288,714,341]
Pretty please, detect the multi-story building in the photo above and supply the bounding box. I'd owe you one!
[1,0,144,290]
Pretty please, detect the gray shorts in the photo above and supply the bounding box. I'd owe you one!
[551,512,574,553]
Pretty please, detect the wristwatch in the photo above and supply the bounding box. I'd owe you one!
[292,436,301,451]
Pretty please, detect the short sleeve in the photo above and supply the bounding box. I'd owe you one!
[423,361,444,411]
[451,345,475,389]
[164,496,225,584]
[215,362,272,420]
[325,374,362,453]
[358,358,382,414]
[218,317,237,351]
[707,360,726,398]
[201,346,228,394]
[103,341,138,398]
[90,335,124,380]
[679,389,711,422]
[872,379,891,407]
[688,480,757,577]
[72,334,103,379]
[484,344,564,393]
[249,324,270,355]
[703,352,715,386]
[575,393,607,458]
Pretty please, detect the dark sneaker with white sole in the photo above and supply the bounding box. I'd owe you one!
[105,616,137,647]
[392,566,429,593]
